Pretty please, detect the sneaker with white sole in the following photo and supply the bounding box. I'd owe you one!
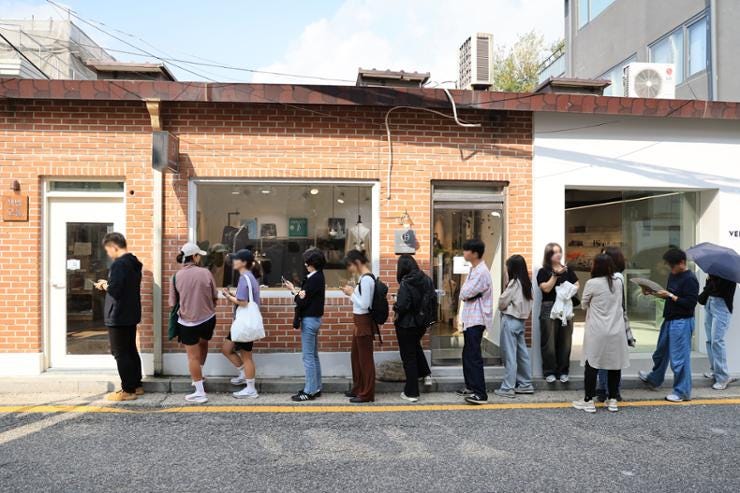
[703,371,715,380]
[423,375,434,387]
[230,376,247,386]
[494,389,516,399]
[665,394,684,403]
[572,399,596,413]
[559,374,570,384]
[232,388,259,399]
[400,393,419,403]
[514,385,535,394]
[606,398,619,412]
[545,375,557,384]
[712,380,730,390]
[185,392,208,404]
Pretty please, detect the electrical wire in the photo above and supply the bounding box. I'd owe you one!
[0,30,50,79]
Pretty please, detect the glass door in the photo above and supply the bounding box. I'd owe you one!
[48,198,125,368]
[431,203,504,366]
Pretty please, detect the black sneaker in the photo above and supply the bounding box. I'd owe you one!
[297,389,322,398]
[465,394,488,405]
[456,388,475,397]
[291,391,316,402]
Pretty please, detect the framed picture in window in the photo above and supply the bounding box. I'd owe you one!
[328,217,346,239]
[260,223,277,238]
[288,218,308,237]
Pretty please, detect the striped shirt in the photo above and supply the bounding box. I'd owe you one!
[460,260,493,330]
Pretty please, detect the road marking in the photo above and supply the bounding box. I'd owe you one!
[0,397,738,414]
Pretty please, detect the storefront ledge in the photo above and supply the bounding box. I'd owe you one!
[0,352,44,376]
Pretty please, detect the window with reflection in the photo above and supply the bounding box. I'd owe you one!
[194,182,374,289]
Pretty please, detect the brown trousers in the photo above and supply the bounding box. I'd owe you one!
[351,314,376,401]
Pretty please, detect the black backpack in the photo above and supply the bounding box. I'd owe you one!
[359,273,390,327]
[415,274,438,330]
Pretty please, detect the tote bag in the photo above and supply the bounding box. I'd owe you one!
[168,275,180,341]
[230,273,265,342]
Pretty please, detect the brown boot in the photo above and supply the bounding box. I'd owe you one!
[135,387,145,396]
[105,390,137,402]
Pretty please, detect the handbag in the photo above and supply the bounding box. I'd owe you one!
[230,273,265,342]
[618,277,636,347]
[168,275,180,341]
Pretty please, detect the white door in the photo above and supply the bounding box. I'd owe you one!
[48,198,125,368]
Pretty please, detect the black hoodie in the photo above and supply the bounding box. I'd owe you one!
[393,269,433,329]
[104,253,143,327]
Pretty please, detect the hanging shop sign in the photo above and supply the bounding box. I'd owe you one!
[394,228,417,254]
[2,192,28,222]
[152,131,179,172]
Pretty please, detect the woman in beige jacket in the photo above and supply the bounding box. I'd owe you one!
[572,254,630,414]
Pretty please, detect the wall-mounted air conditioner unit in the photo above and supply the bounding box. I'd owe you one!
[458,33,494,90]
[623,62,676,99]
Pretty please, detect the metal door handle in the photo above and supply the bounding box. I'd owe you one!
[51,282,66,289]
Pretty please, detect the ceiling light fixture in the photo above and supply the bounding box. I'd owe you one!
[337,192,345,204]
[310,188,319,195]
[261,188,271,195]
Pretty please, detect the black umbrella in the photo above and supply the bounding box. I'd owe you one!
[686,242,740,284]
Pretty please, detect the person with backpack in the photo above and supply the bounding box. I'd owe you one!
[393,254,435,402]
[169,242,218,404]
[457,239,493,405]
[494,255,535,399]
[341,250,385,403]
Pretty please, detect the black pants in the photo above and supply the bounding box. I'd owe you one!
[540,315,573,377]
[107,325,143,393]
[462,325,487,399]
[395,325,431,398]
[584,361,620,402]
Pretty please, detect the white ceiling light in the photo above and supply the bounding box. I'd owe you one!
[337,192,345,204]
[261,188,271,195]
[310,188,319,195]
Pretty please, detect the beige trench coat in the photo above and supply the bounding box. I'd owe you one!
[581,277,630,370]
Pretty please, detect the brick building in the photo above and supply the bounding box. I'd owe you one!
[2,79,740,379]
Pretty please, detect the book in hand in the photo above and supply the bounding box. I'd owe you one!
[630,277,664,292]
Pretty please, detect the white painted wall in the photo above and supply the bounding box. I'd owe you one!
[533,112,740,376]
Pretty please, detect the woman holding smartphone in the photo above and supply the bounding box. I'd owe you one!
[221,249,260,399]
[284,248,326,402]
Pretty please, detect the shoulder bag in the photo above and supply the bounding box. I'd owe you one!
[230,273,265,342]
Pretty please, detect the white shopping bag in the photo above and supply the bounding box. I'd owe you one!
[230,273,265,342]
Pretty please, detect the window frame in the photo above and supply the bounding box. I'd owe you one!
[188,178,381,298]
[577,0,616,29]
[598,54,637,96]
[648,12,710,84]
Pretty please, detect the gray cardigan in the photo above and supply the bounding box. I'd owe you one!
[498,279,533,320]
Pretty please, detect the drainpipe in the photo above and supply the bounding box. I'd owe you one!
[146,100,164,375]
[709,0,718,100]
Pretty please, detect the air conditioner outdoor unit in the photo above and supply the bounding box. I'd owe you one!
[458,33,494,90]
[623,62,676,99]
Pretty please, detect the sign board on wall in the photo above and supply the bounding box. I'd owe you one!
[394,229,417,254]
[2,193,28,221]
[152,131,179,172]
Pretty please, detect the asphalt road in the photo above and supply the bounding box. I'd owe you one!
[0,396,738,493]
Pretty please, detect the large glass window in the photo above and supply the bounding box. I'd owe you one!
[688,17,708,76]
[565,191,697,353]
[194,182,374,289]
[578,0,615,27]
[650,29,685,83]
[650,15,709,83]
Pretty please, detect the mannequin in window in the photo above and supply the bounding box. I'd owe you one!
[346,216,370,258]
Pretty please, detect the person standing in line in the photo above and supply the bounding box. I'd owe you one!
[537,242,579,384]
[94,232,143,402]
[456,239,493,405]
[699,274,736,390]
[169,242,218,404]
[221,249,260,399]
[596,246,632,402]
[639,248,700,402]
[393,254,434,403]
[572,255,630,414]
[341,250,376,403]
[494,255,535,399]
[284,248,327,402]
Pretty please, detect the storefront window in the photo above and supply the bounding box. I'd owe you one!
[565,190,697,352]
[193,182,374,289]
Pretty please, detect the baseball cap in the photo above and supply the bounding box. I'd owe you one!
[229,249,254,263]
[181,242,207,257]
[209,243,229,254]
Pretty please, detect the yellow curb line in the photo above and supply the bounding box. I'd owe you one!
[0,398,738,415]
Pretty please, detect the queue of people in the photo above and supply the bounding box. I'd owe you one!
[98,232,736,408]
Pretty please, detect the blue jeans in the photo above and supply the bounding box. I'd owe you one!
[301,317,322,395]
[645,318,695,399]
[705,297,731,384]
[498,314,533,392]
[462,325,487,399]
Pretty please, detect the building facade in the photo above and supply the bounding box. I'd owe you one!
[1,79,740,380]
[561,0,740,101]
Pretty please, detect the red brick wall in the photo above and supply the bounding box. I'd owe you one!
[0,99,532,356]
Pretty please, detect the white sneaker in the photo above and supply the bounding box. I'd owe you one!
[230,376,247,385]
[559,374,570,383]
[400,393,419,403]
[545,375,557,384]
[185,392,208,404]
[233,387,259,399]
[712,381,729,391]
[703,371,715,380]
[572,399,596,413]
[607,398,619,412]
[423,375,434,386]
[665,394,684,403]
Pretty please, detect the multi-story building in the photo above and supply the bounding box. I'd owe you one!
[542,0,740,101]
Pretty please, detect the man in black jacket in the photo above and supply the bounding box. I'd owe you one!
[95,232,143,401]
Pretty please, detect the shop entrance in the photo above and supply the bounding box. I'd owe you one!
[46,182,125,368]
[431,184,504,366]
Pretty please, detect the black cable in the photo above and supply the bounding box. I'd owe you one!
[0,31,50,79]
